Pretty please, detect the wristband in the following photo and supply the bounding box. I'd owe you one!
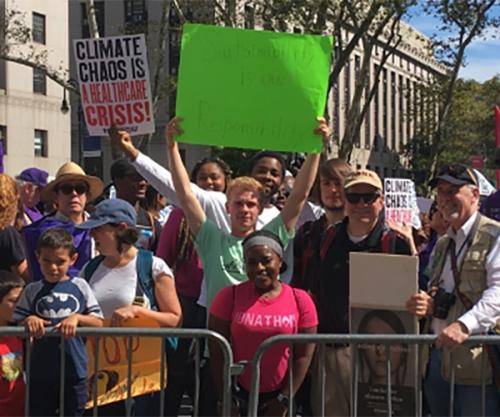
[276,392,289,408]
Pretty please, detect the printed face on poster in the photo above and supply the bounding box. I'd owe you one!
[73,35,154,136]
[384,178,421,229]
[350,253,418,416]
[175,24,333,153]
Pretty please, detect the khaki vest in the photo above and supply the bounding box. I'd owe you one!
[424,213,500,385]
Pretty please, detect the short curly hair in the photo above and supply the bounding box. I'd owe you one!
[0,174,19,230]
[226,176,265,207]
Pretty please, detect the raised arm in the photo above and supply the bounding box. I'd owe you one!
[109,124,229,231]
[165,117,207,236]
[280,118,330,232]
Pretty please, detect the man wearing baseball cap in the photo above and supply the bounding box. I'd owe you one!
[406,163,500,416]
[16,167,48,225]
[294,169,411,416]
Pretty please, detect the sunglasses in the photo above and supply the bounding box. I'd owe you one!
[345,192,380,204]
[58,183,89,195]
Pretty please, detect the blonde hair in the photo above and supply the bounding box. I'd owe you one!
[226,176,265,205]
[0,174,19,230]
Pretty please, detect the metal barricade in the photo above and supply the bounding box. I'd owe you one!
[0,326,234,417]
[247,333,500,417]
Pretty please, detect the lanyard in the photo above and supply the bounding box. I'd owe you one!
[447,214,481,309]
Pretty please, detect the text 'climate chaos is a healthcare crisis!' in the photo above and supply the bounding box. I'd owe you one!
[73,34,154,136]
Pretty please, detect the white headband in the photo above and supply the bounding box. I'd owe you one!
[243,235,283,258]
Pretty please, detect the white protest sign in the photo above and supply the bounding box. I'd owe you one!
[384,178,421,229]
[73,35,154,136]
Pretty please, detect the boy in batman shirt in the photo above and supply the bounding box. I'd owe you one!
[13,228,103,416]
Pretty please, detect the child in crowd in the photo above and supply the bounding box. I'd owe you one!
[0,271,25,417]
[13,228,103,417]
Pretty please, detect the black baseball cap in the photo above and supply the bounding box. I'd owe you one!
[110,159,139,180]
[428,163,477,188]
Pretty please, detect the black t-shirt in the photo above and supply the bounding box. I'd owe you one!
[0,226,26,271]
[294,217,412,334]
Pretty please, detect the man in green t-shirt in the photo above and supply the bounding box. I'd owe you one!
[164,116,329,308]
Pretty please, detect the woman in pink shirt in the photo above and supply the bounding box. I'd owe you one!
[209,230,318,417]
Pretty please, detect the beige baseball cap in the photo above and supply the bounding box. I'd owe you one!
[344,169,383,191]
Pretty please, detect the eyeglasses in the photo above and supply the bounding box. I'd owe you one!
[345,192,380,204]
[58,183,88,195]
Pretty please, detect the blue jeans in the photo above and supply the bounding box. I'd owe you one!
[424,348,500,416]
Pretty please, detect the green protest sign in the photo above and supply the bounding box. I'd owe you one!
[175,24,333,153]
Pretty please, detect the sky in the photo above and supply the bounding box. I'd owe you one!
[404,4,500,82]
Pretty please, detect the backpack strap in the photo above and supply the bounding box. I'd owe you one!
[135,249,178,352]
[135,249,156,310]
[83,255,105,282]
[319,224,337,260]
[380,230,397,254]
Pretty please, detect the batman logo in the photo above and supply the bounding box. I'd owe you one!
[35,292,80,320]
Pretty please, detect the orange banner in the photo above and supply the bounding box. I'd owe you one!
[85,317,166,408]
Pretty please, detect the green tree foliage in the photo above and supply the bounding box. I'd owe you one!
[405,75,500,193]
[420,0,499,184]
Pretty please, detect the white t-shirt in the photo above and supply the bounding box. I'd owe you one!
[79,255,173,318]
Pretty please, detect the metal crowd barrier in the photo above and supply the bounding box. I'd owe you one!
[247,334,500,417]
[0,327,234,417]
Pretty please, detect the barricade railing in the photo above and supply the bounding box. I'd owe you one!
[0,327,234,417]
[247,334,500,417]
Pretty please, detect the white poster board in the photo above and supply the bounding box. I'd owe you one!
[350,252,419,417]
[384,178,421,229]
[73,35,154,136]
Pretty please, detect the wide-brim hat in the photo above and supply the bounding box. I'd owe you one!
[41,162,104,203]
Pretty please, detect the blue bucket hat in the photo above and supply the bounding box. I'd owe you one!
[78,199,137,229]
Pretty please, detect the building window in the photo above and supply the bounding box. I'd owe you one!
[382,68,388,150]
[399,74,405,148]
[34,130,48,157]
[244,4,255,29]
[82,1,105,38]
[390,71,396,150]
[365,66,371,149]
[124,0,147,24]
[0,125,6,155]
[354,55,361,148]
[407,78,412,140]
[32,12,46,44]
[374,64,380,150]
[344,58,351,123]
[33,68,46,94]
[333,82,340,141]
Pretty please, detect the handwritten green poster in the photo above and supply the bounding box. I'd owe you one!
[175,24,333,153]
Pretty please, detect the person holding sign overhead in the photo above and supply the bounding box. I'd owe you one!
[162,116,328,308]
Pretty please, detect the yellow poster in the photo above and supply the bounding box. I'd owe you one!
[85,317,166,408]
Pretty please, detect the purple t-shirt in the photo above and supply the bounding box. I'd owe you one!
[480,190,500,222]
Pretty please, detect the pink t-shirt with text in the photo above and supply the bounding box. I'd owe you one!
[210,281,318,392]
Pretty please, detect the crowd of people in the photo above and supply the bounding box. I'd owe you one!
[0,116,499,417]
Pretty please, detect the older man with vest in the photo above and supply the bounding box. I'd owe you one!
[406,163,500,416]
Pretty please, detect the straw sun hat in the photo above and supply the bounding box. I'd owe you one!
[40,162,104,203]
